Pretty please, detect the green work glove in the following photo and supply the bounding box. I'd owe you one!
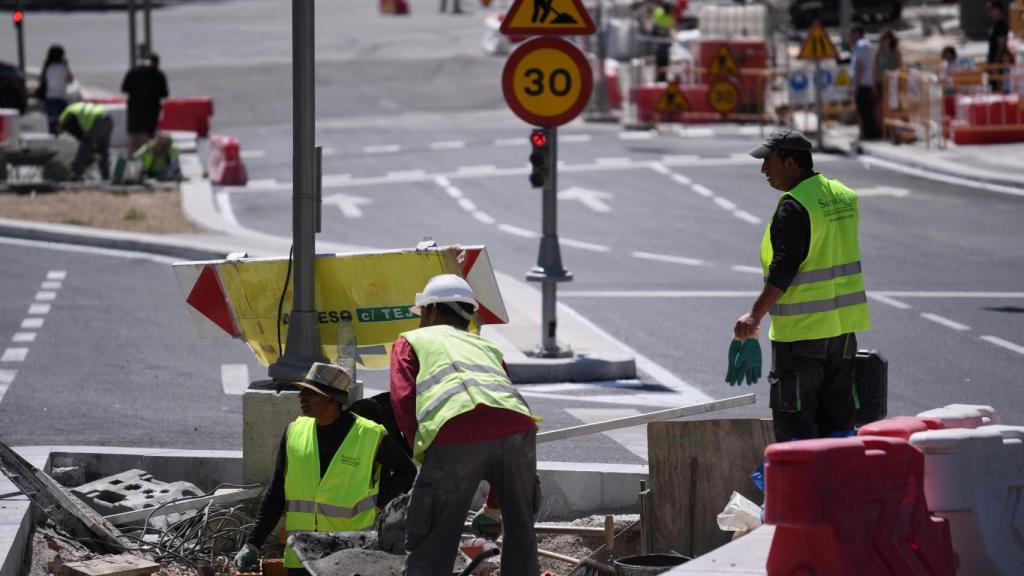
[470,506,502,536]
[725,339,743,385]
[234,543,260,572]
[738,339,762,385]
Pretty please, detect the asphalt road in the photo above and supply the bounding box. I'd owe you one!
[2,1,1023,466]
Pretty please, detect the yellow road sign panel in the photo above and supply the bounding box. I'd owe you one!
[657,83,689,112]
[709,80,739,115]
[798,22,838,60]
[502,37,593,127]
[500,0,596,35]
[835,68,851,86]
[709,46,739,76]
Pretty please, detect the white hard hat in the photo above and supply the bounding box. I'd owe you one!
[411,274,478,316]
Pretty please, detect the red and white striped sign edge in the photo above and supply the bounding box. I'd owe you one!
[460,246,509,325]
[174,261,241,339]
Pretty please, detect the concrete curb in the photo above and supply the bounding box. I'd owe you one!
[0,446,647,575]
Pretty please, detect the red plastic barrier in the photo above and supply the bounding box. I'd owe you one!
[208,135,247,186]
[630,84,722,123]
[607,67,622,110]
[159,97,214,138]
[858,416,946,441]
[956,94,1021,126]
[765,436,955,576]
[693,39,768,114]
[379,0,409,14]
[85,96,127,105]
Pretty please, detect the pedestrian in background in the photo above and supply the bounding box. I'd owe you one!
[735,129,871,443]
[874,29,901,137]
[38,44,74,135]
[987,1,1009,93]
[651,1,676,82]
[850,26,880,141]
[940,45,960,96]
[121,52,169,154]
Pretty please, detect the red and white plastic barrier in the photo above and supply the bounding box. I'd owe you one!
[949,94,1024,145]
[917,403,1000,429]
[207,135,247,186]
[159,97,214,138]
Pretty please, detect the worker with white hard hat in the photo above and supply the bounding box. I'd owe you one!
[390,274,541,576]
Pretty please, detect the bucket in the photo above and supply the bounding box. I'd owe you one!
[613,554,688,575]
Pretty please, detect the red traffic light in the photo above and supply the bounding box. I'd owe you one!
[12,10,24,25]
[530,130,547,148]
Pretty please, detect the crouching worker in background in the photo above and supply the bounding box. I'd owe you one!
[133,135,181,181]
[234,363,417,576]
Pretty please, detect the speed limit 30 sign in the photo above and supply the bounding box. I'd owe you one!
[502,37,593,128]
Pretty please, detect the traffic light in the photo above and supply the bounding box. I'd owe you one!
[529,128,548,188]
[12,10,23,27]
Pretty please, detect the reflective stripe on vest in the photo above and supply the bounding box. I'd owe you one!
[283,415,384,568]
[760,174,871,342]
[403,325,534,458]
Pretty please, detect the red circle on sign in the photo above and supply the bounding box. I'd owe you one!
[502,37,593,128]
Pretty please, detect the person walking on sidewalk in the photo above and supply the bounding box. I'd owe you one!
[121,52,169,154]
[57,102,113,181]
[234,363,416,576]
[38,44,74,135]
[390,274,541,576]
[733,129,871,443]
[987,1,1009,93]
[850,26,880,141]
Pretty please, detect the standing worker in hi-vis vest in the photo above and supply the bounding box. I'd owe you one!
[732,129,871,443]
[390,274,541,576]
[234,363,416,575]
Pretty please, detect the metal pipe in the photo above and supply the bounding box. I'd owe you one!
[128,0,137,68]
[143,0,152,57]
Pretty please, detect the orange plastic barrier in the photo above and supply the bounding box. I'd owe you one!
[208,135,248,187]
[765,436,955,576]
[380,0,409,14]
[159,97,214,138]
[857,415,946,441]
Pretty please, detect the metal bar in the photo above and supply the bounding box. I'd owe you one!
[315,144,322,233]
[537,394,756,444]
[128,0,137,68]
[814,58,824,150]
[143,0,152,57]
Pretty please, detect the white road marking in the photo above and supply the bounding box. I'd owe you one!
[561,134,592,143]
[731,265,763,274]
[860,156,1024,197]
[729,152,759,162]
[321,147,337,156]
[21,318,44,329]
[0,237,178,265]
[12,333,36,343]
[649,163,671,175]
[35,291,56,301]
[0,369,14,405]
[713,197,738,211]
[245,178,278,188]
[216,192,240,227]
[494,137,525,146]
[457,165,497,174]
[430,141,466,150]
[733,210,762,224]
[560,290,758,298]
[1,348,28,362]
[738,126,765,135]
[28,303,51,315]
[671,174,692,185]
[878,291,1024,298]
[47,270,67,280]
[363,144,401,154]
[674,127,715,138]
[386,169,427,179]
[434,176,451,187]
[920,312,971,331]
[321,174,352,186]
[322,193,372,218]
[560,237,612,252]
[661,155,700,163]
[559,187,613,213]
[520,381,645,393]
[691,184,713,197]
[498,224,540,239]
[40,281,62,290]
[239,149,266,159]
[858,186,911,198]
[867,293,913,309]
[445,187,463,199]
[633,251,704,266]
[566,408,648,460]
[473,211,496,225]
[458,198,478,212]
[619,131,655,140]
[595,157,632,166]
[979,335,1024,355]
[221,364,250,395]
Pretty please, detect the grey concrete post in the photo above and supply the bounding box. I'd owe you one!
[128,0,137,68]
[269,0,328,382]
[143,0,152,57]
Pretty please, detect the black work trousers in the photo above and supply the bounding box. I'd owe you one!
[404,429,540,576]
[769,333,857,442]
[855,86,881,141]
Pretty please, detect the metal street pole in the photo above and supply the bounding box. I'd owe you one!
[14,1,25,73]
[526,127,572,357]
[269,0,327,382]
[839,0,852,51]
[814,58,825,150]
[128,0,137,68]
[143,0,152,57]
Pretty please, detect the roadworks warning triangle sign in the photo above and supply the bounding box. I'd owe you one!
[798,22,838,60]
[657,83,689,113]
[709,46,738,76]
[835,68,851,86]
[500,0,596,36]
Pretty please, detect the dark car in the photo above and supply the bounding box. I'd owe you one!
[790,0,903,29]
[0,61,28,113]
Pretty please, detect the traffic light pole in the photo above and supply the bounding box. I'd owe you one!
[14,1,25,73]
[526,127,572,357]
[269,0,327,382]
[128,0,137,68]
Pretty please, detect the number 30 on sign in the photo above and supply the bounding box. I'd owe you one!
[502,37,593,127]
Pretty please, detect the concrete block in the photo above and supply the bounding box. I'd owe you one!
[48,450,242,492]
[536,461,648,521]
[103,102,128,150]
[71,469,203,516]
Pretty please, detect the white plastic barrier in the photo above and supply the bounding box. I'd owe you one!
[102,102,128,150]
[917,403,1000,429]
[910,426,1024,576]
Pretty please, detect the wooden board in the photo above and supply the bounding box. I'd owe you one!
[648,419,774,557]
[61,554,159,576]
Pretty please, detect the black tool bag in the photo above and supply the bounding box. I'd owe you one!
[854,349,888,427]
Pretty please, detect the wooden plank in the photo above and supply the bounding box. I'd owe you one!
[61,554,160,576]
[648,419,774,558]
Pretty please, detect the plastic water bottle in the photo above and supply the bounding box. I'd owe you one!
[336,310,356,381]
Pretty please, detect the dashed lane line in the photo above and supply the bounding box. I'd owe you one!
[560,134,592,143]
[618,131,656,140]
[632,251,704,267]
[35,291,57,301]
[731,265,763,274]
[560,290,757,298]
[733,210,762,224]
[47,271,66,280]
[979,335,1024,356]
[920,313,971,331]
[1,348,28,362]
[429,141,466,150]
[494,137,525,147]
[28,303,50,315]
[363,144,401,154]
[21,318,43,329]
[497,224,539,239]
[713,197,738,211]
[41,281,62,290]
[867,293,913,310]
[560,238,611,253]
[473,212,496,225]
[12,333,36,343]
[386,169,427,179]
[690,184,713,197]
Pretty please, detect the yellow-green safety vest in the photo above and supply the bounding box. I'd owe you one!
[760,174,872,342]
[59,102,106,133]
[283,415,385,569]
[133,141,179,175]
[403,325,536,459]
[652,7,675,30]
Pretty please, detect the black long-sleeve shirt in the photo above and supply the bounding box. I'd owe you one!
[765,194,811,292]
[246,412,417,546]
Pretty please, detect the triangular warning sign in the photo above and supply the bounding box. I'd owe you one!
[798,22,838,60]
[835,68,851,86]
[500,0,596,36]
[657,83,689,113]
[709,46,738,76]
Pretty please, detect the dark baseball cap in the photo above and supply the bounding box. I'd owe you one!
[748,128,813,159]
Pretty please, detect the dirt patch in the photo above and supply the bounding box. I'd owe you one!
[309,548,405,576]
[0,186,202,234]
